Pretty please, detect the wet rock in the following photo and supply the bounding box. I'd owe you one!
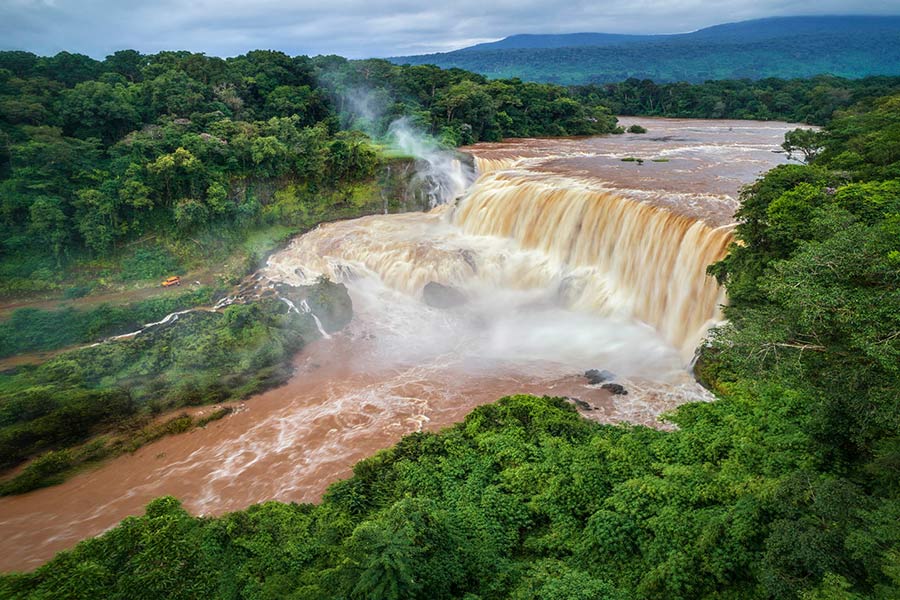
[422,282,467,309]
[305,279,354,333]
[566,397,594,411]
[584,369,615,385]
[459,249,478,273]
[601,383,628,396]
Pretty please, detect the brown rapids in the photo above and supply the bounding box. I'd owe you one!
[0,117,799,572]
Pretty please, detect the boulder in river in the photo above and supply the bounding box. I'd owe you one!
[422,282,467,309]
[584,369,615,385]
[601,383,628,396]
[566,397,594,411]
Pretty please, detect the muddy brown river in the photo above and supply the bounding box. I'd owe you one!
[0,117,801,573]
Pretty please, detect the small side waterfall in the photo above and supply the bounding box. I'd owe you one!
[280,297,331,339]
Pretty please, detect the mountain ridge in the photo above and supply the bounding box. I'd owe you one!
[390,15,900,84]
[441,16,900,52]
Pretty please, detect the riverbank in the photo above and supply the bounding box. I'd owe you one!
[0,158,438,495]
[0,278,352,497]
[0,117,797,572]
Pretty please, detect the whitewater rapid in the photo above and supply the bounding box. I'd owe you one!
[266,169,729,365]
[0,117,800,573]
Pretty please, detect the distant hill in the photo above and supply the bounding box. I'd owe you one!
[390,16,900,84]
[457,32,663,52]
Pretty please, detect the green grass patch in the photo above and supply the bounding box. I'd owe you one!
[0,287,217,358]
[0,407,233,496]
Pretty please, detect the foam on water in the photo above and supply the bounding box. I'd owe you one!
[0,117,800,573]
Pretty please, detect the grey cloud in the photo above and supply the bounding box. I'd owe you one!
[1,0,899,58]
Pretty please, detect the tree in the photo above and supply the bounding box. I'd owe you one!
[174,197,209,230]
[102,50,146,82]
[74,188,122,252]
[263,85,327,124]
[37,51,101,86]
[782,128,827,163]
[57,80,140,143]
[28,195,68,259]
[147,147,204,205]
[147,70,208,117]
[249,135,291,177]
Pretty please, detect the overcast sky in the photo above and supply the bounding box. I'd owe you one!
[2,0,899,59]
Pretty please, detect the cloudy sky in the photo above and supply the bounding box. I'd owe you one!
[2,0,899,59]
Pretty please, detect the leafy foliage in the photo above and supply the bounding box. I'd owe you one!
[0,50,614,282]
[0,287,214,357]
[2,391,897,599]
[571,76,900,125]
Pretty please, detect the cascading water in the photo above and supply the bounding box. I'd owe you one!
[267,168,731,363]
[0,118,800,574]
[452,170,732,357]
[279,296,331,338]
[473,156,523,174]
[299,299,332,339]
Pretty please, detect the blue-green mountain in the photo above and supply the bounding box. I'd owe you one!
[390,15,900,84]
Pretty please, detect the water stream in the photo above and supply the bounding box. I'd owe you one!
[0,117,799,572]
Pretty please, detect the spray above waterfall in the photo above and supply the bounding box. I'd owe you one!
[387,117,475,206]
[339,87,391,134]
[332,85,475,206]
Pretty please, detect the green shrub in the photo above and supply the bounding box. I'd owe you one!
[0,449,75,494]
[62,285,92,299]
[119,246,181,281]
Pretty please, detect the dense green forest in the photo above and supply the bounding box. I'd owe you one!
[2,86,898,599]
[0,50,614,295]
[391,16,900,84]
[457,16,900,53]
[572,75,900,124]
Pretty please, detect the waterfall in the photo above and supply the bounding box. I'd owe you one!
[280,297,332,339]
[452,170,731,356]
[472,156,523,174]
[267,166,730,362]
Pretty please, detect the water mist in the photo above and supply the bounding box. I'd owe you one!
[387,117,475,206]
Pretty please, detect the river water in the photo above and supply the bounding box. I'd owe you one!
[0,117,799,572]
